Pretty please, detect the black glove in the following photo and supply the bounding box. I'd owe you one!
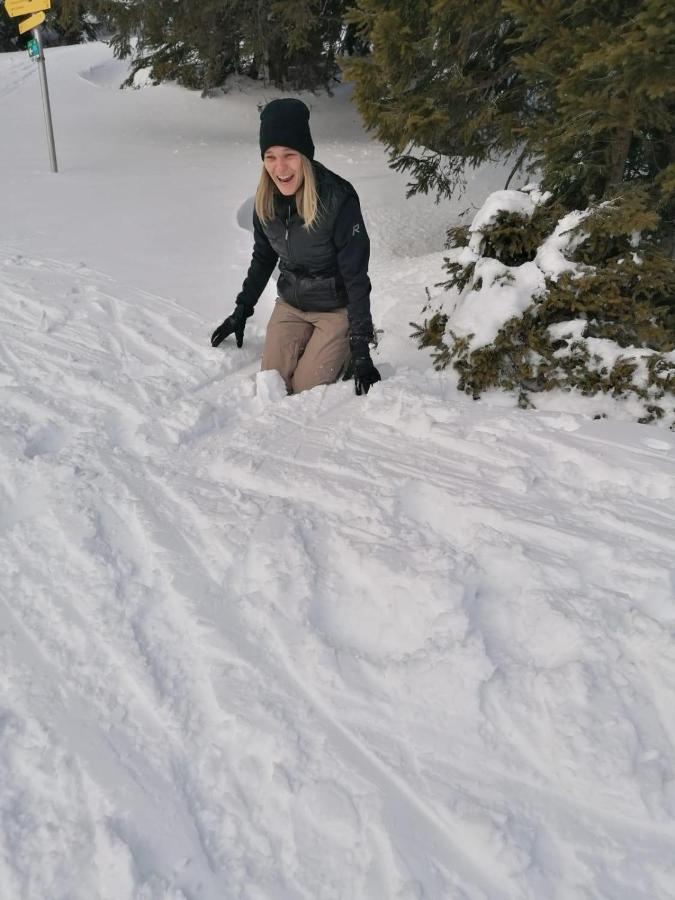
[211,306,247,348]
[353,352,381,396]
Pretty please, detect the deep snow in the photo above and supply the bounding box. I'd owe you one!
[1,41,675,900]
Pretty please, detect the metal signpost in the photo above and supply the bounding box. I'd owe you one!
[3,0,58,172]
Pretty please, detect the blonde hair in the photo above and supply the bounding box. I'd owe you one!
[255,154,320,230]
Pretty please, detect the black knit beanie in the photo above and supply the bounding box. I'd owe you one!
[259,99,315,160]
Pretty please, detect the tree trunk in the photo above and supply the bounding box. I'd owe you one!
[257,0,270,84]
[605,127,632,194]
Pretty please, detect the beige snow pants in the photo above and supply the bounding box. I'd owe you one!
[261,299,350,394]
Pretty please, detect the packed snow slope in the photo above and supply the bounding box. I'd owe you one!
[2,42,675,900]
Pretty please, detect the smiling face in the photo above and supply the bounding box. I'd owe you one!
[263,146,304,196]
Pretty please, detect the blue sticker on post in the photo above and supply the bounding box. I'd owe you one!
[27,37,40,59]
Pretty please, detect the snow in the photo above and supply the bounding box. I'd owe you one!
[1,41,675,900]
[535,210,589,280]
[448,258,545,349]
[548,320,588,342]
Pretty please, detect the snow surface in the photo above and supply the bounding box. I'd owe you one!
[2,42,675,900]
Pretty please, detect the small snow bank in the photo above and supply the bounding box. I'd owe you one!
[78,58,134,89]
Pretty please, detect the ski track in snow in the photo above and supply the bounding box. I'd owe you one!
[0,57,35,101]
[2,243,675,900]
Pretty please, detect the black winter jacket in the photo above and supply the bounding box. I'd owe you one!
[235,162,374,350]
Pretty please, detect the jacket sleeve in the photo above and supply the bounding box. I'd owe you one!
[333,195,374,352]
[235,212,279,317]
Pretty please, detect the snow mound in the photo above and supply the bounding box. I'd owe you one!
[78,58,133,89]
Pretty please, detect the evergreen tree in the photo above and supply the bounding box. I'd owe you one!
[413,192,675,424]
[96,0,349,93]
[95,0,244,91]
[347,0,674,422]
[44,0,99,47]
[506,0,675,212]
[0,14,21,52]
[342,0,531,198]
[1,0,98,51]
[345,0,675,228]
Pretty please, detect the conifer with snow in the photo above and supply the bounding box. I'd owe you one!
[414,189,675,424]
[94,0,347,92]
[345,0,675,423]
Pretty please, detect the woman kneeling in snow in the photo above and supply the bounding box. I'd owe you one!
[211,98,380,396]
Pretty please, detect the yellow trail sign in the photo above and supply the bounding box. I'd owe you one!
[18,9,46,33]
[5,0,51,17]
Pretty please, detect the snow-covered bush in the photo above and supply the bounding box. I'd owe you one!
[413,188,675,426]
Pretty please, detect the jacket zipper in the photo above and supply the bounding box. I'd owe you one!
[285,203,299,305]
